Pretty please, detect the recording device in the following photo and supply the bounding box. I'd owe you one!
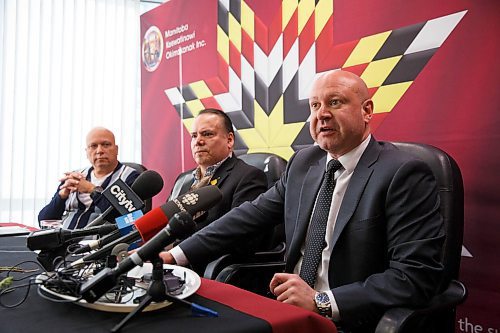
[71,185,222,267]
[79,212,195,303]
[26,224,117,251]
[85,170,164,228]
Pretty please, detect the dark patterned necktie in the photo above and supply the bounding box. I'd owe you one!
[299,159,343,287]
[190,167,212,190]
[191,174,211,190]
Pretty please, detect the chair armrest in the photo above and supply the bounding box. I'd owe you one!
[203,242,286,280]
[204,253,238,279]
[375,280,467,333]
[217,261,286,282]
[216,261,286,297]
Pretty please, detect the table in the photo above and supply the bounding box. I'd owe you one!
[0,222,38,236]
[0,236,336,333]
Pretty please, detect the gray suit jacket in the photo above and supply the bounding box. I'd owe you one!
[179,137,444,330]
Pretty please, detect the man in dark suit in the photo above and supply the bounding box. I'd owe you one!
[161,71,444,331]
[168,109,269,272]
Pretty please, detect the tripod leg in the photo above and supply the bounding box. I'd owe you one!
[111,257,169,332]
[111,294,154,333]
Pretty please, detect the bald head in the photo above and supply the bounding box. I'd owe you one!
[86,127,115,145]
[308,70,374,158]
[85,127,119,176]
[312,70,371,104]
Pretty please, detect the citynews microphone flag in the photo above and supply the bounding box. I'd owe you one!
[102,178,144,215]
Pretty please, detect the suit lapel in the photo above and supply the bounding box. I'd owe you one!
[172,155,237,199]
[170,173,194,199]
[330,138,381,249]
[211,155,236,188]
[287,155,326,271]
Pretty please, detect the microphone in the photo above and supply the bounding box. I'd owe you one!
[85,170,164,228]
[73,210,144,255]
[26,224,117,251]
[72,229,122,255]
[79,212,195,303]
[127,170,164,204]
[71,186,222,266]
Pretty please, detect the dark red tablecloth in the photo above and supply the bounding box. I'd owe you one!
[198,278,337,333]
[0,235,336,333]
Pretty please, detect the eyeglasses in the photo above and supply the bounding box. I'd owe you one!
[86,142,114,151]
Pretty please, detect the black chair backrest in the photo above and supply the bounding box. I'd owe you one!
[122,162,152,213]
[237,152,287,189]
[237,152,288,250]
[391,142,464,286]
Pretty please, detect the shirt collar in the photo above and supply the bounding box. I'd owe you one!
[193,152,232,181]
[326,134,371,173]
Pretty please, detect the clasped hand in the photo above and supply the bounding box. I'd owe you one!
[58,172,94,199]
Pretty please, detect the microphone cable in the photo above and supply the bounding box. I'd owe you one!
[0,260,44,308]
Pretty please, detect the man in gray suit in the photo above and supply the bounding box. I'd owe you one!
[161,70,444,332]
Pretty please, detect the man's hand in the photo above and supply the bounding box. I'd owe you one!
[269,273,317,312]
[58,172,95,198]
[159,251,176,265]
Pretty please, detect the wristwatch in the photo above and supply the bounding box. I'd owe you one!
[90,185,104,199]
[314,291,332,317]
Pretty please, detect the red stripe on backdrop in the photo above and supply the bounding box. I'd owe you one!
[371,1,500,331]
[197,279,337,333]
[141,1,500,330]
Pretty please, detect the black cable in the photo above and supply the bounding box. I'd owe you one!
[0,279,34,308]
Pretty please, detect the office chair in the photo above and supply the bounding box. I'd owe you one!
[211,142,467,333]
[237,152,288,189]
[238,152,288,249]
[122,162,152,212]
[203,152,288,280]
[374,142,467,333]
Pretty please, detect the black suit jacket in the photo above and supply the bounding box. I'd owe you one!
[179,137,445,330]
[169,154,268,232]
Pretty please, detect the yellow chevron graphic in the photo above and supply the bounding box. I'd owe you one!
[238,97,303,159]
[172,2,459,161]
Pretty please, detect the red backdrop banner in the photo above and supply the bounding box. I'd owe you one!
[141,1,500,331]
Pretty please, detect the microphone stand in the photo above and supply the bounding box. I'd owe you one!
[110,257,217,333]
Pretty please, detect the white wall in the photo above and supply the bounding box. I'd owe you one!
[0,0,161,227]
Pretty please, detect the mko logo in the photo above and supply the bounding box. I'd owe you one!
[142,25,163,72]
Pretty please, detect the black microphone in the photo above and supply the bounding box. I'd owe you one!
[73,170,172,254]
[26,224,117,251]
[71,186,222,267]
[85,170,164,228]
[127,170,164,204]
[80,212,195,303]
[72,229,123,255]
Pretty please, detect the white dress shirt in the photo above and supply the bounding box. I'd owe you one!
[292,134,371,320]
